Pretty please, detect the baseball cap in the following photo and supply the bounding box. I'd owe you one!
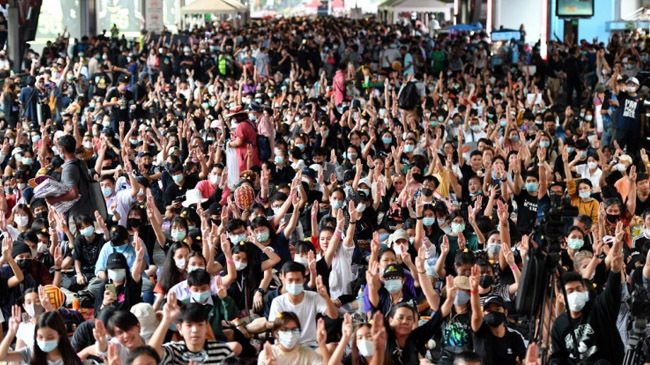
[383,264,405,278]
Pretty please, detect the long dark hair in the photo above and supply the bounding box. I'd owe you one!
[231,242,263,288]
[158,242,190,293]
[31,311,81,365]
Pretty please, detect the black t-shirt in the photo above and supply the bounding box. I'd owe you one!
[385,309,444,365]
[73,234,105,275]
[635,194,650,216]
[163,173,200,207]
[439,309,473,365]
[90,72,111,97]
[514,191,539,235]
[94,276,143,313]
[105,87,134,122]
[472,323,527,365]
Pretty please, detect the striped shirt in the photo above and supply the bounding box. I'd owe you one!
[161,340,233,365]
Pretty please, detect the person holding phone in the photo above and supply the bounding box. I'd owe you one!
[94,237,145,313]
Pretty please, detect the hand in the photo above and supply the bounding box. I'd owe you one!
[253,291,263,313]
[221,233,232,259]
[134,235,145,261]
[94,210,106,228]
[107,343,121,365]
[416,195,424,217]
[469,264,480,291]
[348,199,361,222]
[370,311,387,349]
[445,275,458,299]
[537,146,546,163]
[441,235,450,256]
[496,199,509,223]
[457,232,467,251]
[365,261,381,290]
[215,275,227,299]
[629,165,637,183]
[76,273,87,286]
[163,292,181,321]
[341,312,353,339]
[8,304,20,333]
[504,248,516,267]
[308,250,317,272]
[316,275,329,299]
[316,318,327,346]
[39,285,55,311]
[93,319,109,350]
[263,342,277,365]
[524,342,541,365]
[415,245,426,273]
[1,236,12,261]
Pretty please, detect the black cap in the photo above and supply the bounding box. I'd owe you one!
[301,167,316,180]
[353,190,368,203]
[484,296,506,308]
[383,264,405,278]
[12,241,31,258]
[248,101,263,113]
[575,139,589,150]
[137,151,152,158]
[106,252,128,270]
[119,74,130,83]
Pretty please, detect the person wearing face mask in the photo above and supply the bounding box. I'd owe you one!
[9,239,58,290]
[219,240,279,321]
[0,310,82,365]
[612,75,644,154]
[469,294,526,365]
[329,315,381,365]
[195,164,225,202]
[72,214,105,289]
[550,248,625,365]
[153,243,190,310]
[564,149,600,225]
[11,204,33,235]
[225,109,261,174]
[366,263,418,316]
[599,198,631,248]
[14,288,45,350]
[258,311,329,365]
[96,249,145,313]
[103,75,134,133]
[182,269,247,348]
[265,262,339,348]
[437,211,480,274]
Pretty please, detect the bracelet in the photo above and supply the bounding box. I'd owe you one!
[470,290,478,295]
[537,163,544,167]
[54,268,61,272]
[334,231,342,239]
[417,271,426,274]
[416,216,424,220]
[510,265,518,271]
[310,269,317,274]
[349,221,358,224]
[227,259,234,264]
[311,215,317,220]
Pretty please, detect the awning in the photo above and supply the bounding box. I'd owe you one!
[181,0,238,15]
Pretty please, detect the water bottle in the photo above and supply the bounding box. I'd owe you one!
[357,285,365,316]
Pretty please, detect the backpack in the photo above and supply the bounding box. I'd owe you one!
[398,81,419,110]
[244,120,271,162]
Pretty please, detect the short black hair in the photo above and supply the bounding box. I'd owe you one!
[187,269,211,287]
[281,261,306,277]
[127,346,161,365]
[177,303,208,324]
[58,135,76,154]
[453,351,484,365]
[561,271,585,288]
[107,311,140,336]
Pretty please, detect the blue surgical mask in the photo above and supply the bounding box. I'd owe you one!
[331,199,343,210]
[37,339,59,353]
[171,230,187,241]
[172,174,183,183]
[539,141,550,148]
[295,143,305,151]
[404,144,415,153]
[256,231,270,242]
[191,290,211,303]
[525,182,538,192]
[454,290,470,306]
[566,147,575,154]
[31,135,40,143]
[229,233,247,244]
[102,187,113,197]
[382,136,392,144]
[274,155,284,164]
[379,233,389,242]
[286,283,304,296]
[384,279,403,294]
[579,191,591,199]
[423,217,435,226]
[451,223,465,234]
[80,226,95,237]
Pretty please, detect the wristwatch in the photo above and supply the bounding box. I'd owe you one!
[256,288,265,294]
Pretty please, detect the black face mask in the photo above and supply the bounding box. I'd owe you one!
[127,218,141,229]
[412,173,424,183]
[143,163,153,170]
[35,212,48,221]
[484,311,506,327]
[479,275,494,289]
[16,259,32,271]
[606,213,620,223]
[422,188,433,197]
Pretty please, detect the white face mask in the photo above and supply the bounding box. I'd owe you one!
[24,303,44,318]
[392,244,403,256]
[587,161,597,170]
[278,330,301,350]
[37,242,48,254]
[107,269,126,282]
[209,174,221,185]
[357,338,375,357]
[355,203,367,213]
[83,141,93,149]
[174,258,187,270]
[14,215,28,227]
[567,291,588,312]
[234,261,248,271]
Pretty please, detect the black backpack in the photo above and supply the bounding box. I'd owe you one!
[244,120,272,162]
[398,81,419,110]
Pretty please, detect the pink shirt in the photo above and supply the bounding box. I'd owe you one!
[333,70,346,106]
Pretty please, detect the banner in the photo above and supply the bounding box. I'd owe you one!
[145,0,164,32]
[96,0,144,35]
[556,0,594,18]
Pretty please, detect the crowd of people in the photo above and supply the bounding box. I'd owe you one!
[0,14,647,365]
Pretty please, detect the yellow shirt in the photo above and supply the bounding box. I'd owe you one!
[567,180,599,226]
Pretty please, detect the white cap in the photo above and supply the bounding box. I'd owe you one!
[628,77,640,86]
[183,189,208,208]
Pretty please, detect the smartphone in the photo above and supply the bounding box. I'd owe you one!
[105,283,116,296]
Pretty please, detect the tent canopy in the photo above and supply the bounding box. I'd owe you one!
[223,0,248,12]
[378,0,403,11]
[391,0,449,13]
[181,0,237,15]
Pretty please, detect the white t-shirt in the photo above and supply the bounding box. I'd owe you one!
[268,291,328,347]
[329,244,354,299]
[17,321,35,349]
[575,165,603,191]
[258,344,324,365]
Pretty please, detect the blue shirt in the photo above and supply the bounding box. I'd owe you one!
[94,240,150,278]
[403,53,414,76]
